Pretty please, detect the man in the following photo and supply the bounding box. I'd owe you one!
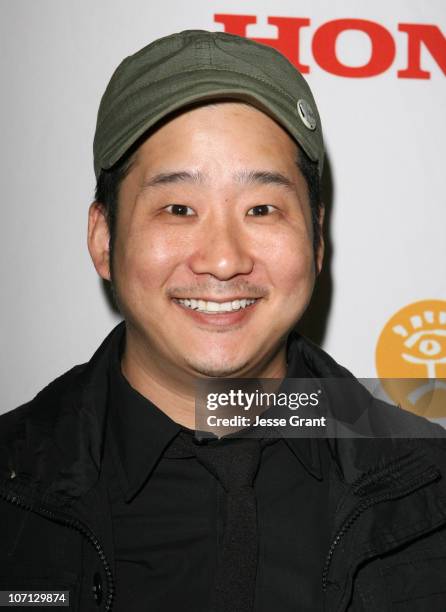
[1,29,446,612]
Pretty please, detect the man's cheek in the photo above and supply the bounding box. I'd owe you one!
[128,239,182,291]
[266,236,314,283]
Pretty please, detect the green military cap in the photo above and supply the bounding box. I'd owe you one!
[93,29,324,179]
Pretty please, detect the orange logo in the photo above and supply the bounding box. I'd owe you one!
[375,300,446,418]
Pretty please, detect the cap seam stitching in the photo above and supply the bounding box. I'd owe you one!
[122,30,297,67]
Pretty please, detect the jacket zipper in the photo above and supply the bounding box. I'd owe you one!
[322,465,441,595]
[0,486,115,611]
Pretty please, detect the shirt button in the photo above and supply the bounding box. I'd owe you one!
[92,572,103,606]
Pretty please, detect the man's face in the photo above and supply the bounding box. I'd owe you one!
[91,102,323,378]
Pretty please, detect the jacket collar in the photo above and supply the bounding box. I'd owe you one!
[2,322,443,507]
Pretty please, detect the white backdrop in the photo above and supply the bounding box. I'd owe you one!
[1,0,445,413]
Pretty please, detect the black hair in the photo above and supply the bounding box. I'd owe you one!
[94,143,322,278]
[296,147,323,259]
[94,152,135,281]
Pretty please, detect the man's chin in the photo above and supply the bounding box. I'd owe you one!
[183,355,252,379]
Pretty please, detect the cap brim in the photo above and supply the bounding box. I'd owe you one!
[96,70,323,177]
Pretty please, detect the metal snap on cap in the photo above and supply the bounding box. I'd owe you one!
[297,99,317,131]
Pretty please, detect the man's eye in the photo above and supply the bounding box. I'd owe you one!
[165,204,195,216]
[247,205,276,216]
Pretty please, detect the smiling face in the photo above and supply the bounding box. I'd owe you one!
[89,102,323,381]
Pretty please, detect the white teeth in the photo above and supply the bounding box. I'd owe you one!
[176,298,257,313]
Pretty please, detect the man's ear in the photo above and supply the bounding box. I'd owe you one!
[87,202,111,281]
[316,202,325,276]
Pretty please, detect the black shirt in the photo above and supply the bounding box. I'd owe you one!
[104,333,331,611]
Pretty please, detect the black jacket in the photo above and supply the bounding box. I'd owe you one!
[1,322,446,611]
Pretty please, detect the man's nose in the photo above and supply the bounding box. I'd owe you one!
[188,216,254,280]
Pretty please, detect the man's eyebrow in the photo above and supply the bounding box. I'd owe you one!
[141,170,204,189]
[140,169,295,191]
[234,170,295,191]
